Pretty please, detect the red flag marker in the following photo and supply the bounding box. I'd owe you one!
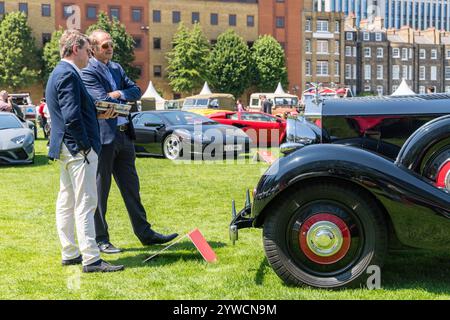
[188,228,217,263]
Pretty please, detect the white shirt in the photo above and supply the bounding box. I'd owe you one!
[61,59,83,78]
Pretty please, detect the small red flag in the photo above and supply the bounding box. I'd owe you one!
[188,228,217,263]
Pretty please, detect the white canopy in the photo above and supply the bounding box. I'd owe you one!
[274,82,285,94]
[199,82,212,95]
[142,81,165,102]
[391,79,416,96]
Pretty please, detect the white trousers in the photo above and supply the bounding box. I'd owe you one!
[56,144,100,266]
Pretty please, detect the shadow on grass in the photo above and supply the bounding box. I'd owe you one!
[251,249,450,293]
[113,241,227,269]
[0,154,50,168]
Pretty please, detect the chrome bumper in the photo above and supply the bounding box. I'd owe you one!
[229,190,254,245]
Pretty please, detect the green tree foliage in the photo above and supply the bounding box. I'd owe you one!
[251,35,288,92]
[87,12,140,81]
[0,12,41,90]
[207,29,252,99]
[42,28,63,83]
[166,23,210,94]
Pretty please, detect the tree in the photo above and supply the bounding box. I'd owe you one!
[87,12,140,81]
[166,23,210,94]
[0,12,41,90]
[251,35,288,92]
[207,29,252,99]
[42,28,63,83]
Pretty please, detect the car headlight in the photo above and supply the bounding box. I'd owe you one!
[11,135,26,144]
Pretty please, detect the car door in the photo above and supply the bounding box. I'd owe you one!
[240,112,280,145]
[133,113,165,155]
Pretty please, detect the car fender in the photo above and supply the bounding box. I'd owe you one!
[253,143,450,249]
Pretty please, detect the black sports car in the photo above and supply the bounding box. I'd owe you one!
[132,110,252,160]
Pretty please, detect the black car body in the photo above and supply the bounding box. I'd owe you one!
[230,94,450,289]
[132,110,251,160]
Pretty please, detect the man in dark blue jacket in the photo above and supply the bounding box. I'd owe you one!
[46,29,123,273]
[82,30,178,254]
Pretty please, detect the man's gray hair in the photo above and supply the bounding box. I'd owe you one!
[59,29,90,58]
[88,29,110,48]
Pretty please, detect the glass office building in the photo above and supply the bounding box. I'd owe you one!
[316,0,450,31]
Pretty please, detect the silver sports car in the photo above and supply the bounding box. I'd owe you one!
[0,112,35,164]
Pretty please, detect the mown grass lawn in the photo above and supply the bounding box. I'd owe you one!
[0,138,449,300]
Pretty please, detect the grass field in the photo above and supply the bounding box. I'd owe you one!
[0,138,449,300]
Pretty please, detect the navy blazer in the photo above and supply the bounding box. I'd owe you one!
[45,61,101,160]
[81,58,141,145]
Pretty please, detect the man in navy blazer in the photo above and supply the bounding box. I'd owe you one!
[46,29,123,273]
[82,30,178,254]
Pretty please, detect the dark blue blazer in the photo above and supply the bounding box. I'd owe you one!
[45,61,101,160]
[81,58,141,145]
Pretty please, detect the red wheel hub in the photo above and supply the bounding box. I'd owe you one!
[299,213,351,265]
[436,161,450,188]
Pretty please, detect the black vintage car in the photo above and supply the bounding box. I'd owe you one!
[230,94,450,289]
[132,110,251,160]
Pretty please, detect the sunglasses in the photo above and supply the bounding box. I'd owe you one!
[100,41,114,49]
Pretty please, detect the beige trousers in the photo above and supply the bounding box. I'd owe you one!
[56,144,100,266]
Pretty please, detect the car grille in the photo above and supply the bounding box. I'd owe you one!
[0,148,29,161]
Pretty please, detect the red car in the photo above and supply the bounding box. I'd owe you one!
[208,111,287,146]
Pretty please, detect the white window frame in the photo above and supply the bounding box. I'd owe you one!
[317,40,329,54]
[305,19,311,32]
[431,49,437,59]
[345,64,352,79]
[364,64,371,80]
[335,21,340,33]
[375,33,382,41]
[353,46,357,57]
[403,65,408,80]
[364,84,371,92]
[393,48,400,58]
[376,47,383,58]
[335,40,340,55]
[364,47,371,58]
[363,32,370,41]
[376,65,383,79]
[446,86,450,93]
[419,66,426,80]
[445,66,450,80]
[376,85,383,95]
[446,50,450,59]
[402,48,408,61]
[392,65,400,80]
[419,49,426,59]
[431,66,437,81]
[316,61,329,76]
[305,39,311,53]
[335,61,340,76]
[305,60,311,75]
[345,46,352,57]
[346,32,353,40]
[317,20,329,32]
[419,86,426,94]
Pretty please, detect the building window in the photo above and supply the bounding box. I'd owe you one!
[316,61,329,76]
[132,8,142,22]
[345,64,352,79]
[154,65,162,77]
[431,49,437,59]
[19,3,28,15]
[276,17,285,28]
[305,40,311,53]
[419,49,426,59]
[153,37,161,49]
[305,19,311,31]
[392,85,398,93]
[403,65,408,79]
[364,64,371,80]
[247,15,254,27]
[376,47,383,58]
[353,46,357,57]
[316,20,328,32]
[335,41,339,55]
[192,12,200,24]
[42,4,51,17]
[419,66,426,80]
[409,48,413,59]
[133,36,142,49]
[392,48,400,58]
[110,7,120,21]
[86,5,97,20]
[305,61,311,75]
[317,40,328,54]
[353,64,357,79]
[335,61,340,76]
[431,66,437,81]
[419,86,426,94]
[363,32,370,41]
[364,84,371,92]
[447,50,450,59]
[153,10,161,23]
[229,14,237,26]
[42,33,51,45]
[210,13,218,25]
[364,47,371,57]
[346,32,353,40]
[392,65,400,79]
[345,46,352,57]
[63,5,73,18]
[335,21,340,33]
[377,65,383,79]
[377,85,383,95]
[172,11,181,23]
[446,86,450,93]
[0,2,4,15]
[445,66,450,79]
[401,48,408,60]
[375,33,382,41]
